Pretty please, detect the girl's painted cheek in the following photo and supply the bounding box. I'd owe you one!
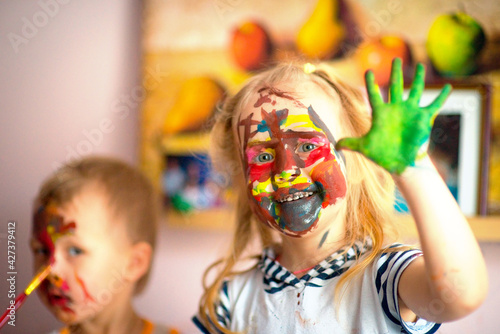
[310,156,347,207]
[251,177,273,197]
[247,163,273,183]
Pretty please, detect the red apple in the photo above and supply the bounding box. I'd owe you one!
[230,21,272,71]
[355,35,412,86]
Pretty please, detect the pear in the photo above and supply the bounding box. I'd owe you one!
[296,0,345,59]
[162,77,225,135]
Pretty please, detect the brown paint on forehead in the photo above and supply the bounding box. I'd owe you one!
[260,108,306,172]
[239,86,331,176]
[237,112,261,170]
[256,86,306,109]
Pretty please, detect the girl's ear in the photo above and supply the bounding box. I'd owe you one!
[124,242,152,283]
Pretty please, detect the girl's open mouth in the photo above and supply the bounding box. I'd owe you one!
[276,191,315,203]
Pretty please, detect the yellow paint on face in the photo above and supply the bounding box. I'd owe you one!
[274,174,311,189]
[282,114,322,132]
[251,177,273,196]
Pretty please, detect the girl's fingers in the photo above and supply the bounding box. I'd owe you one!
[407,63,426,106]
[425,84,452,114]
[389,58,403,104]
[365,70,384,109]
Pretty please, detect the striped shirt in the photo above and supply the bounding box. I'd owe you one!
[193,242,440,334]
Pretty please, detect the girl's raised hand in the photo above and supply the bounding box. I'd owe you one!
[336,58,451,174]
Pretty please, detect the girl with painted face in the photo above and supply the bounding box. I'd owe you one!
[31,156,178,334]
[194,59,487,333]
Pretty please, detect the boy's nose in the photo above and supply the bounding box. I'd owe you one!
[45,263,70,291]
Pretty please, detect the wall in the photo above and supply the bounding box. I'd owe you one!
[0,0,143,333]
[0,1,499,334]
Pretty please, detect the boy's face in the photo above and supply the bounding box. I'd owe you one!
[235,82,348,237]
[31,188,133,324]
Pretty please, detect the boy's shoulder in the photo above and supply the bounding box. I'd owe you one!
[47,321,179,334]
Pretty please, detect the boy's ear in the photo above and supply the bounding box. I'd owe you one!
[124,242,152,283]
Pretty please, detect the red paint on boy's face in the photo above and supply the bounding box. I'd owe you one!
[31,190,133,325]
[33,204,76,263]
[75,272,96,303]
[237,86,347,237]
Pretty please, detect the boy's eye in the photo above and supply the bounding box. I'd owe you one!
[256,152,274,163]
[298,143,317,153]
[33,247,50,257]
[68,247,83,257]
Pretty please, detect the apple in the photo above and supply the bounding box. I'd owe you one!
[426,12,486,77]
[230,21,272,71]
[355,35,412,86]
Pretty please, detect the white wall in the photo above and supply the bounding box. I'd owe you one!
[0,1,498,334]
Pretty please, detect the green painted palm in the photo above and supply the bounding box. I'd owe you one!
[336,58,452,174]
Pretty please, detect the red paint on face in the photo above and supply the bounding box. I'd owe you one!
[303,142,334,168]
[33,204,76,262]
[238,87,347,236]
[75,273,96,303]
[248,161,274,183]
[311,158,347,208]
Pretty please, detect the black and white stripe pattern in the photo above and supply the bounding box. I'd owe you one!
[259,240,371,293]
[376,245,440,334]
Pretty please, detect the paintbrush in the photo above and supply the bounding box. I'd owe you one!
[0,265,51,329]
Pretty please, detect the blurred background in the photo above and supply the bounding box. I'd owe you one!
[1,0,500,333]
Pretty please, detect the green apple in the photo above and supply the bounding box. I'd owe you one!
[426,12,486,77]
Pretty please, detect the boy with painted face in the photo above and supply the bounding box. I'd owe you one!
[31,156,178,334]
[194,59,488,333]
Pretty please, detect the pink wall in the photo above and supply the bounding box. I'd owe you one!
[0,1,498,333]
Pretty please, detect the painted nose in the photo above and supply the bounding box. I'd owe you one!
[273,147,300,183]
[274,168,300,183]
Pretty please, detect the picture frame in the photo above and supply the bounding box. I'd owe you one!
[395,85,491,217]
[158,131,236,229]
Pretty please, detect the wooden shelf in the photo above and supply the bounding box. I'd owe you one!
[161,132,211,155]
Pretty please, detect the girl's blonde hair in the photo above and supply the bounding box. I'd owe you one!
[199,62,399,333]
[34,155,160,294]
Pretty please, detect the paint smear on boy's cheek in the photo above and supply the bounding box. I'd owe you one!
[74,272,96,303]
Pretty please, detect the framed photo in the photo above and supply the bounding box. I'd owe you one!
[162,154,228,212]
[395,85,491,216]
[158,132,235,228]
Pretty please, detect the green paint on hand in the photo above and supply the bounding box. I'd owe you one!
[336,58,452,174]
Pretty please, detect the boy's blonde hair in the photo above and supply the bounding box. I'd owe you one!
[199,62,401,333]
[34,155,160,294]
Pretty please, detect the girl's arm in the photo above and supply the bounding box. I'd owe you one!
[393,156,488,322]
[336,58,488,322]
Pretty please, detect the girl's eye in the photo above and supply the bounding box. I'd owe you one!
[68,247,83,257]
[256,152,274,163]
[298,143,317,153]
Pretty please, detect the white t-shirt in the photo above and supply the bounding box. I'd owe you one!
[194,241,440,334]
